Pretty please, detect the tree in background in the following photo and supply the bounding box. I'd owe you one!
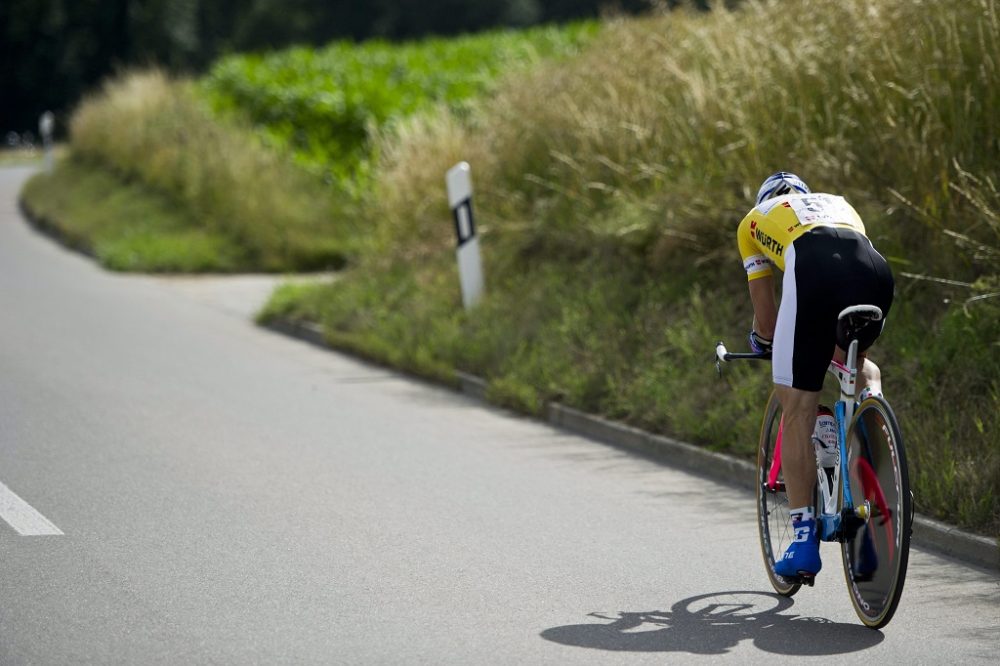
[2,0,694,136]
[2,0,130,138]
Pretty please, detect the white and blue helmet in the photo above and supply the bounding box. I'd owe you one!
[755,171,810,206]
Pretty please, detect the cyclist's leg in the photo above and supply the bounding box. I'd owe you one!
[772,385,825,578]
[858,356,882,396]
[771,236,832,578]
[774,385,821,508]
[832,350,883,397]
[772,235,833,510]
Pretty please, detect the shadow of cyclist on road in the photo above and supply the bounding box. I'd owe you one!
[540,591,883,655]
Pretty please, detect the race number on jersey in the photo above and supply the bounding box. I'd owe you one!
[787,194,860,228]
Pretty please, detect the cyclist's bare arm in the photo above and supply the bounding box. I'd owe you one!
[749,275,778,338]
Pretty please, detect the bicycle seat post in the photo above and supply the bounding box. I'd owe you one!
[834,304,882,404]
[845,338,859,380]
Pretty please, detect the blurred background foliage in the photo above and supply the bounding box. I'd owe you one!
[1,0,686,137]
[199,22,599,188]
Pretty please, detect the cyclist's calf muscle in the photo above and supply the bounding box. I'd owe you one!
[774,385,822,508]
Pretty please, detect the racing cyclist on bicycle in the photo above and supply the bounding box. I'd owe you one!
[737,172,895,579]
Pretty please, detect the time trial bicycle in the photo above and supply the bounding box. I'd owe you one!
[715,304,913,628]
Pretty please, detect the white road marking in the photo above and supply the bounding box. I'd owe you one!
[0,481,63,535]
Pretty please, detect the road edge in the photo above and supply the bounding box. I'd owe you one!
[266,317,1000,573]
[18,192,100,261]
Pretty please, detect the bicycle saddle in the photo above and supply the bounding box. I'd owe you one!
[836,304,883,350]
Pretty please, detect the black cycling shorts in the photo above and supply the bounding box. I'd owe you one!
[773,226,895,392]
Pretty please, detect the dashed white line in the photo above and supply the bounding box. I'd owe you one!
[0,481,63,535]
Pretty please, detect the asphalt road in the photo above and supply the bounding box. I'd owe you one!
[1,166,998,664]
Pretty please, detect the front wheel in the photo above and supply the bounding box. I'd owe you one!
[840,396,912,628]
[756,391,801,597]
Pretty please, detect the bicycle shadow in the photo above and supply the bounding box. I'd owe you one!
[540,591,884,656]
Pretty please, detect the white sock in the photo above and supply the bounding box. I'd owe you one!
[790,506,814,523]
[858,386,883,402]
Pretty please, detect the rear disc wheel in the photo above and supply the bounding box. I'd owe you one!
[841,396,912,628]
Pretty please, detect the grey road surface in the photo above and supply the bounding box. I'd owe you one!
[1,166,998,664]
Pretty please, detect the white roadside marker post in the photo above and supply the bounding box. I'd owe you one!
[39,111,55,173]
[446,162,484,309]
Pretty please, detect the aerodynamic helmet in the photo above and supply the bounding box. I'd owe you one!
[755,171,810,206]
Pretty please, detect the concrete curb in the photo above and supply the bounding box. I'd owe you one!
[18,196,99,261]
[272,318,1000,573]
[545,403,757,491]
[911,514,999,571]
[455,371,489,402]
[263,317,327,348]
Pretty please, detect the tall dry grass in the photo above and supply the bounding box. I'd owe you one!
[377,0,1000,276]
[70,70,352,270]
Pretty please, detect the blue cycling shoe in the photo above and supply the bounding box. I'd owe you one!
[774,518,822,578]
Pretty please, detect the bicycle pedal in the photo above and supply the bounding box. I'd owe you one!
[797,573,816,586]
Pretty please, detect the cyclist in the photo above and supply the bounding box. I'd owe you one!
[736,172,894,578]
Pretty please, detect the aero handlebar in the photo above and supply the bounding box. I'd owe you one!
[715,341,771,376]
[715,341,771,363]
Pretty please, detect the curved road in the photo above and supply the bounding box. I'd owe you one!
[1,167,997,663]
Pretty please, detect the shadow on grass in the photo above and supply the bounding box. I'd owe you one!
[541,590,883,656]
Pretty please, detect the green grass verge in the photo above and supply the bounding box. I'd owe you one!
[0,148,45,167]
[21,158,247,271]
[67,71,354,273]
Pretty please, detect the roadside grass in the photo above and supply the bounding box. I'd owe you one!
[0,147,44,166]
[262,0,1000,535]
[23,22,596,275]
[21,157,248,271]
[64,70,354,272]
[885,295,1000,529]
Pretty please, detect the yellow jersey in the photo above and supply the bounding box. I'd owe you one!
[737,193,866,281]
